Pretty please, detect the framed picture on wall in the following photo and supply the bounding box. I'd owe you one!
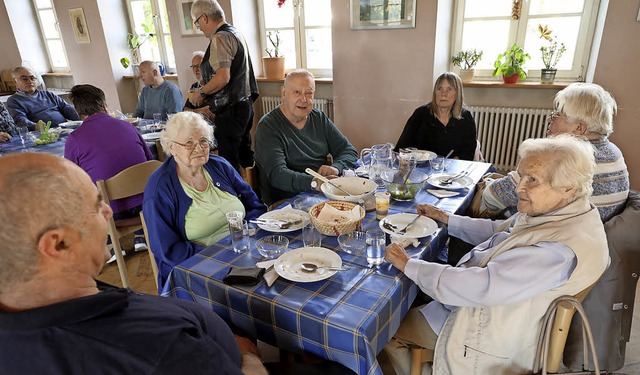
[69,8,91,43]
[177,0,203,36]
[351,0,417,30]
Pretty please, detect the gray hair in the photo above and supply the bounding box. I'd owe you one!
[0,155,85,288]
[191,0,225,22]
[160,112,214,156]
[554,83,617,138]
[284,69,315,88]
[431,72,464,119]
[518,134,595,200]
[11,66,35,81]
[192,50,205,59]
[140,60,159,72]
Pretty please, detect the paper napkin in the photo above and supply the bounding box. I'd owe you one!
[256,260,278,286]
[316,203,361,223]
[390,235,420,248]
[427,189,460,198]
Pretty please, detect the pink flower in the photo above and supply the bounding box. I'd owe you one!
[277,0,285,8]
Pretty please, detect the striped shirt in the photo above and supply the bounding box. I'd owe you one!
[482,138,629,222]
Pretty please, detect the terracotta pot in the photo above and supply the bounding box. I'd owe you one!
[263,57,285,80]
[459,69,475,83]
[540,68,557,84]
[502,73,520,84]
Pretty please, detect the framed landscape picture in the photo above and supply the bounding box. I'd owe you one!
[351,0,417,30]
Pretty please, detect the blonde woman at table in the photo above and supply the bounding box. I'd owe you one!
[381,135,609,375]
[143,112,266,289]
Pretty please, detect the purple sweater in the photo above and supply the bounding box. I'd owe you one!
[64,113,153,213]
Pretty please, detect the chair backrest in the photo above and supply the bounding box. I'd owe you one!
[97,160,162,201]
[0,70,16,93]
[139,211,159,292]
[155,139,166,162]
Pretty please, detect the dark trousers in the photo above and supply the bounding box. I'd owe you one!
[215,100,255,172]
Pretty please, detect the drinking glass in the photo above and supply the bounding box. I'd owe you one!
[153,113,162,125]
[18,126,29,146]
[302,219,322,247]
[430,156,445,174]
[228,220,249,253]
[366,229,386,267]
[375,191,390,220]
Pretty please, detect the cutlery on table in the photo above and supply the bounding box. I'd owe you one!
[445,149,455,158]
[305,168,353,196]
[440,166,473,185]
[300,263,351,272]
[250,219,302,229]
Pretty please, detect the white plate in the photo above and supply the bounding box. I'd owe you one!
[257,209,308,233]
[427,174,473,190]
[58,120,82,129]
[123,117,140,125]
[413,150,437,162]
[274,247,342,282]
[142,132,161,141]
[379,213,438,239]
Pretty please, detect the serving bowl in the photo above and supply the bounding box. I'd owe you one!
[337,231,366,254]
[255,235,289,259]
[381,169,429,201]
[320,176,377,204]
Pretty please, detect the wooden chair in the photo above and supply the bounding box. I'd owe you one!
[0,70,16,93]
[96,160,162,288]
[409,284,596,375]
[155,139,166,162]
[139,211,159,292]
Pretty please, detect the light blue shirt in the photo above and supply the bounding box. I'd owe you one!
[134,80,183,120]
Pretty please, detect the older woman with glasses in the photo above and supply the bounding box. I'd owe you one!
[481,82,629,221]
[143,112,266,288]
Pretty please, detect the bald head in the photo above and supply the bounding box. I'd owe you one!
[139,60,163,87]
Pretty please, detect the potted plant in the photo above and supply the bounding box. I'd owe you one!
[263,30,285,79]
[538,24,566,84]
[451,49,483,83]
[492,43,530,84]
[120,24,154,75]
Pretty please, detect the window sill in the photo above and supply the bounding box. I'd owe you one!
[42,73,73,77]
[463,80,571,89]
[123,74,179,80]
[257,77,333,84]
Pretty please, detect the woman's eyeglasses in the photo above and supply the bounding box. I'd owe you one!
[173,139,211,151]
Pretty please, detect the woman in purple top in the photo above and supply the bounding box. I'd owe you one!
[64,84,153,261]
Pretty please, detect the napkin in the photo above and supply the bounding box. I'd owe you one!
[427,189,460,198]
[256,260,278,287]
[390,235,420,248]
[316,203,361,223]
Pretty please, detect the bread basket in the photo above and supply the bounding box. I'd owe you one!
[309,201,365,236]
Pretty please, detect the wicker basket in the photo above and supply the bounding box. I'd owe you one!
[309,201,365,236]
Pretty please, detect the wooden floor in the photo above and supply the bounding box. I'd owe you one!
[96,236,640,373]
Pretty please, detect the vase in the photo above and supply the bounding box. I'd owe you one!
[502,73,520,84]
[459,69,475,83]
[263,57,285,80]
[541,68,557,84]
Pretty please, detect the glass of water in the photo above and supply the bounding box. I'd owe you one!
[18,126,29,146]
[228,220,249,253]
[302,219,322,247]
[366,229,386,267]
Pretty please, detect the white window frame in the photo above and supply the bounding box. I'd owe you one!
[125,0,176,73]
[33,0,70,73]
[257,0,333,78]
[451,0,600,81]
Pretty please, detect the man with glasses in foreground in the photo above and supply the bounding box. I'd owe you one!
[6,66,80,130]
[0,152,266,374]
[143,111,265,289]
[480,82,629,222]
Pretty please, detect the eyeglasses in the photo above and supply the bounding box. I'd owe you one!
[189,64,200,69]
[18,76,38,82]
[173,138,211,151]
[193,14,204,27]
[548,111,568,122]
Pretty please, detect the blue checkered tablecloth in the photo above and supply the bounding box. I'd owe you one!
[162,160,492,375]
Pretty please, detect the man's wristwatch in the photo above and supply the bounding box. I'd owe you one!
[310,180,318,190]
[199,87,206,98]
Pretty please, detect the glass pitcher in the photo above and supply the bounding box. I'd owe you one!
[360,143,394,188]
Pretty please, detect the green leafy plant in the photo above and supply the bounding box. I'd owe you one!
[451,49,483,69]
[538,24,566,70]
[264,31,281,58]
[492,43,531,79]
[120,23,155,69]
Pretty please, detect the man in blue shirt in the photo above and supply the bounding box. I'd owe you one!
[134,60,183,120]
[6,66,80,131]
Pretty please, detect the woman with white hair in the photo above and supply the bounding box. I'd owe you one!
[382,135,609,375]
[143,112,265,289]
[482,82,629,221]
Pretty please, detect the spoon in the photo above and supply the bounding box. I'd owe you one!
[300,263,351,272]
[305,168,353,196]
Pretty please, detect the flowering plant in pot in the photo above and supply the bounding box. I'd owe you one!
[538,24,566,84]
[263,30,285,79]
[492,43,530,84]
[451,49,483,83]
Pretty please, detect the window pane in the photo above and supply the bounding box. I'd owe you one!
[164,35,176,70]
[139,40,160,63]
[263,0,294,29]
[304,0,331,27]
[267,29,297,69]
[306,28,332,69]
[524,17,581,70]
[529,0,584,15]
[47,40,68,68]
[464,0,512,18]
[461,20,511,70]
[157,0,170,32]
[35,0,52,9]
[130,0,155,35]
[39,10,59,38]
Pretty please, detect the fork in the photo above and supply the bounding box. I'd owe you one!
[440,166,472,185]
[250,219,301,229]
[397,215,421,235]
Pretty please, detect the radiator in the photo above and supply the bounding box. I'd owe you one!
[469,106,553,172]
[261,96,334,120]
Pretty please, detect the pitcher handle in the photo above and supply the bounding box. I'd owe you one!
[360,148,372,165]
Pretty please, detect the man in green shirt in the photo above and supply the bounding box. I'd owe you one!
[255,69,357,206]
